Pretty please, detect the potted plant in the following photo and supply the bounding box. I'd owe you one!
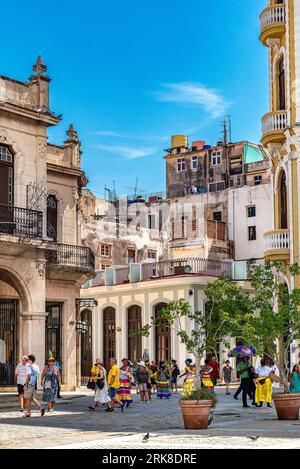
[132,278,246,429]
[235,262,300,420]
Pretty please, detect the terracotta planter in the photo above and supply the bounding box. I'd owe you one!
[272,393,300,420]
[179,399,212,429]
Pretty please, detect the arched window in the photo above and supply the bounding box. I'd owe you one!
[278,57,286,111]
[279,171,287,229]
[47,195,58,241]
[0,145,14,207]
[155,303,171,363]
[103,307,116,369]
[80,309,93,383]
[127,305,142,362]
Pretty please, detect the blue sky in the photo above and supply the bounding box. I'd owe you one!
[0,0,268,197]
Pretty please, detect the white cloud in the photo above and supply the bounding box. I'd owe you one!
[94,143,158,160]
[91,130,169,142]
[153,82,231,118]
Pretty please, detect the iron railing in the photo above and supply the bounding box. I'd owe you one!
[47,243,95,271]
[141,258,232,280]
[0,205,43,238]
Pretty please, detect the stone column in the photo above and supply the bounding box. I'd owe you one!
[20,312,47,387]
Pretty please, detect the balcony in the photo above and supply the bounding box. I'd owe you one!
[264,229,290,261]
[0,205,43,238]
[46,243,95,282]
[259,4,286,46]
[261,111,288,146]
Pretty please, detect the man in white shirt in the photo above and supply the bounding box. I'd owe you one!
[15,356,30,412]
[23,354,45,417]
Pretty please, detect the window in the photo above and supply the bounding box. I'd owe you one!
[148,214,156,229]
[100,244,111,257]
[128,249,136,264]
[0,146,13,163]
[213,211,222,222]
[247,206,256,218]
[177,158,186,172]
[254,176,262,186]
[278,57,286,111]
[248,226,256,241]
[211,152,221,166]
[101,263,111,270]
[147,250,157,260]
[191,156,198,170]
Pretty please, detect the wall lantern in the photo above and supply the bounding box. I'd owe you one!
[76,320,87,334]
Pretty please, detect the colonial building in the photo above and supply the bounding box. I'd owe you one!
[259,0,300,294]
[0,58,95,390]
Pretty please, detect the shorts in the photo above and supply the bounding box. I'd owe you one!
[138,383,148,392]
[24,385,35,400]
[108,387,117,399]
[17,384,24,396]
[171,376,178,384]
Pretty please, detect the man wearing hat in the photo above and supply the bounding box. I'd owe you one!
[136,361,151,403]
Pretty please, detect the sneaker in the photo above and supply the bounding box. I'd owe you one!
[24,413,31,417]
[233,396,238,400]
[88,406,95,410]
[105,407,114,412]
[20,408,24,413]
[40,407,45,417]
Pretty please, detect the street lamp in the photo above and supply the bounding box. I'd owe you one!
[76,320,87,334]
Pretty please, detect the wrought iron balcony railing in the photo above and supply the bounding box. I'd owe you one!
[0,205,43,238]
[47,243,95,271]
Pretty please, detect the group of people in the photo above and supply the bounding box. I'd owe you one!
[233,358,300,408]
[88,357,182,412]
[15,355,61,417]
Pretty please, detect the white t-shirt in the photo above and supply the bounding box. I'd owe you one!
[15,363,30,385]
[255,365,273,378]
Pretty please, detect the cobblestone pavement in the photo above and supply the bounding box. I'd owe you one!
[1,387,300,449]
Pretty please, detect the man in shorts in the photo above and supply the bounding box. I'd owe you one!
[15,355,30,412]
[105,358,126,412]
[136,361,151,403]
[23,354,45,417]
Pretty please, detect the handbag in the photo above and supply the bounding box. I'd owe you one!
[269,371,280,383]
[96,379,105,390]
[87,380,96,390]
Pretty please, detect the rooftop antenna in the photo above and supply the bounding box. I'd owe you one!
[125,177,146,199]
[104,180,117,202]
[220,115,232,145]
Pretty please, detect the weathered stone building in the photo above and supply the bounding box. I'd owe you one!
[0,58,95,389]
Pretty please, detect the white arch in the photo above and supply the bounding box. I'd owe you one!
[0,265,32,312]
[274,161,288,193]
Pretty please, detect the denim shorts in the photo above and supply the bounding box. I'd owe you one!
[108,387,117,399]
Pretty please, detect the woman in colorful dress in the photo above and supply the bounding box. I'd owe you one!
[201,359,215,393]
[255,359,273,408]
[222,360,233,395]
[116,358,133,406]
[156,361,171,399]
[180,359,196,397]
[289,364,300,394]
[41,357,61,412]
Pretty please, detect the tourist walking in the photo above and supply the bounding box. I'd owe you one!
[15,355,30,412]
[156,361,171,398]
[222,360,233,395]
[201,360,215,393]
[181,359,195,397]
[88,358,110,410]
[106,358,126,412]
[208,356,220,387]
[136,361,151,403]
[289,365,300,393]
[170,359,180,393]
[116,358,133,406]
[41,357,61,412]
[23,354,45,417]
[234,358,252,408]
[255,359,273,408]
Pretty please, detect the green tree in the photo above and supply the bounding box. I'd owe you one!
[235,262,300,392]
